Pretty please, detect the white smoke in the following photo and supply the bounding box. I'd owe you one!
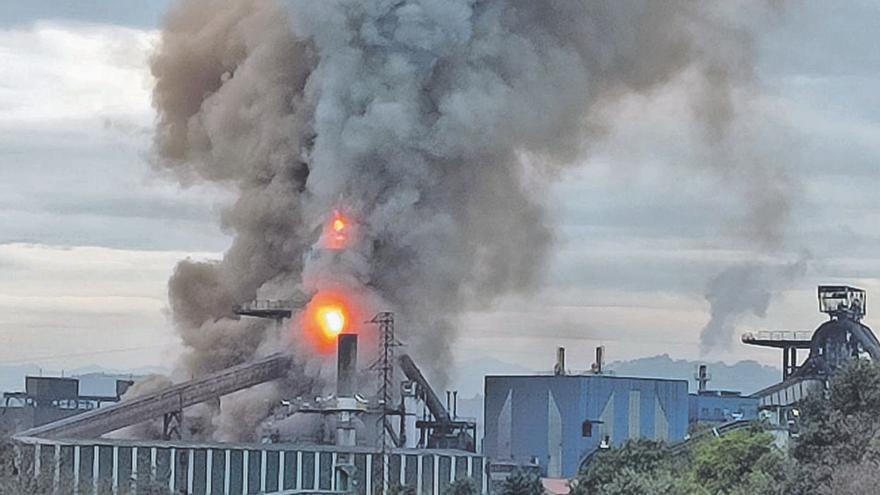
[148,0,780,440]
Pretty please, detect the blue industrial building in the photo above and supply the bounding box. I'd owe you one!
[483,374,689,478]
[688,390,759,424]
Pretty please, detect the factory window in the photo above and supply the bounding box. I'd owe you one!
[581,420,593,437]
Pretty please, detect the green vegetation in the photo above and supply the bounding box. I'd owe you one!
[498,469,545,495]
[570,431,789,495]
[573,360,880,495]
[445,477,480,495]
[789,359,880,494]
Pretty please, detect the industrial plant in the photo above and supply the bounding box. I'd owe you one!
[2,0,875,493]
[9,308,482,494]
[0,284,872,494]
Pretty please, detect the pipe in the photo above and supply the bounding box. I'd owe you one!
[398,354,451,423]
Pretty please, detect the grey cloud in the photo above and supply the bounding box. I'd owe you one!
[0,125,228,251]
[148,0,778,440]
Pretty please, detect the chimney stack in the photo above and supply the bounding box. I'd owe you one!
[554,347,566,375]
[695,364,710,392]
[336,334,358,397]
[591,346,605,374]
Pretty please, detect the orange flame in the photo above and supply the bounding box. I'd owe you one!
[316,304,346,337]
[300,290,359,353]
[324,210,351,250]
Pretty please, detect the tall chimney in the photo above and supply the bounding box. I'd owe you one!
[554,347,566,375]
[337,334,358,397]
[696,364,710,392]
[592,346,605,374]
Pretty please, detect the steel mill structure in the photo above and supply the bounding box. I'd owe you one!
[686,364,759,425]
[12,314,484,495]
[18,355,293,441]
[481,348,762,482]
[745,286,880,421]
[0,376,133,434]
[483,348,690,480]
[12,437,483,495]
[11,284,878,493]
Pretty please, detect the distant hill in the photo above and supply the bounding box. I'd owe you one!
[606,354,780,395]
[450,353,780,399]
[450,357,534,398]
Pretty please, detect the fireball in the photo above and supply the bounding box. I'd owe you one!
[300,290,361,353]
[316,304,346,337]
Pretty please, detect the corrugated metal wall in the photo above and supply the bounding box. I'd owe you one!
[15,439,485,495]
[484,375,688,477]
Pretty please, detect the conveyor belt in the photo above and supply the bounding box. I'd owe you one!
[17,354,291,439]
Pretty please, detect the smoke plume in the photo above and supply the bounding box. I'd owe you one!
[149,0,777,439]
[700,259,808,354]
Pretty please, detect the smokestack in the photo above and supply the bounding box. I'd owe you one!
[696,364,710,392]
[336,334,358,397]
[591,346,605,374]
[453,391,458,419]
[554,347,566,376]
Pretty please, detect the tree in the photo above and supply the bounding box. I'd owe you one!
[590,467,704,495]
[790,360,880,494]
[572,429,791,495]
[445,477,479,495]
[692,428,787,494]
[572,439,670,494]
[793,359,880,467]
[571,439,704,495]
[498,469,544,495]
[821,460,880,495]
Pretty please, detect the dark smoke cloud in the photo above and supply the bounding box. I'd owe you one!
[149,0,780,439]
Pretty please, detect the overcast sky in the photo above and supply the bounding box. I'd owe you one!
[1,1,880,382]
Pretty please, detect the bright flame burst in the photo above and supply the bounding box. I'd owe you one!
[324,210,351,250]
[316,304,346,337]
[300,291,358,353]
